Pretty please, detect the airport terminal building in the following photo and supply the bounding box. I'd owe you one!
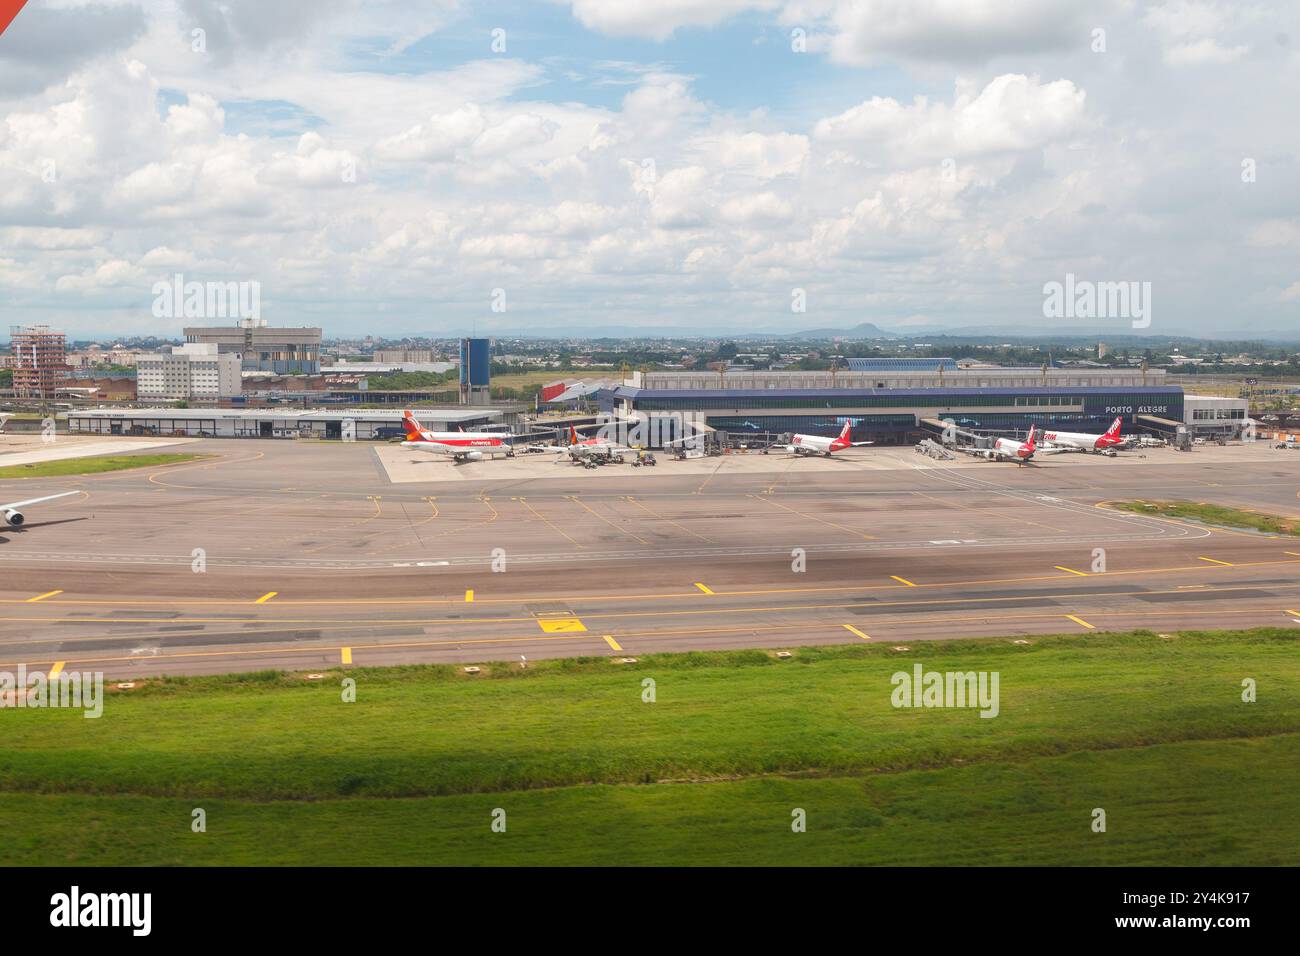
[613,364,1242,446]
[66,407,511,440]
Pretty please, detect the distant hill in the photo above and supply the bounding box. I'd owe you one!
[780,323,896,339]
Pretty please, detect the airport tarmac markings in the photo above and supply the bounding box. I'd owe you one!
[14,582,1291,638]
[48,661,65,676]
[890,576,917,587]
[465,589,474,602]
[254,591,278,604]
[565,495,653,546]
[26,590,63,603]
[518,498,585,549]
[1054,566,1089,576]
[341,647,352,664]
[601,634,622,651]
[8,604,1295,674]
[1198,556,1235,567]
[622,496,715,544]
[842,624,870,640]
[1065,614,1096,630]
[694,582,715,595]
[747,493,875,540]
[537,616,588,634]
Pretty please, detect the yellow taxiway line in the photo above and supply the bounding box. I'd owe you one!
[842,624,870,640]
[8,580,1292,633]
[1065,614,1096,630]
[4,604,1294,673]
[254,591,278,604]
[25,590,63,603]
[602,635,623,651]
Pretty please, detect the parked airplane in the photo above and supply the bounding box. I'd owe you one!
[0,413,10,433]
[785,420,873,457]
[1041,417,1125,452]
[561,425,636,459]
[2,491,79,529]
[400,410,514,462]
[960,425,1038,464]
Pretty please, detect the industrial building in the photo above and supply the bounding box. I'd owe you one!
[8,325,69,399]
[67,407,513,440]
[184,319,322,373]
[137,343,241,401]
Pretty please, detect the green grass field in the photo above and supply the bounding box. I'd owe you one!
[2,629,1296,865]
[0,453,204,479]
[1109,500,1300,536]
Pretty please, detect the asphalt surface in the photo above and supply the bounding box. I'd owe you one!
[2,438,1299,677]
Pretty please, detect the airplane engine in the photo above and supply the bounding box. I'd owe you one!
[3,509,24,527]
[467,451,483,461]
[786,445,797,454]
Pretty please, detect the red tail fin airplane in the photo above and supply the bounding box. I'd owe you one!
[1041,417,1125,452]
[965,424,1037,464]
[785,419,873,457]
[399,410,512,462]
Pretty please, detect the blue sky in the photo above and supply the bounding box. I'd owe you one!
[1,0,1297,340]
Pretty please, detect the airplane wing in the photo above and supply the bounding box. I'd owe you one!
[2,491,80,510]
[850,441,874,446]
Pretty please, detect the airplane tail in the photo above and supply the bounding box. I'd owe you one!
[402,409,425,441]
[1025,425,1037,452]
[1106,416,1123,439]
[569,425,580,446]
[838,420,853,442]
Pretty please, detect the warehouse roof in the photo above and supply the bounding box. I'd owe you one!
[67,407,503,422]
[614,385,1183,400]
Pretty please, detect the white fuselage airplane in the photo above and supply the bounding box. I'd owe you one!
[2,491,78,529]
[1041,417,1125,452]
[400,410,512,462]
[965,425,1038,463]
[0,413,11,433]
[786,420,872,457]
[563,425,634,458]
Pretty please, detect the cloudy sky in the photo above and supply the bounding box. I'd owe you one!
[0,0,1296,340]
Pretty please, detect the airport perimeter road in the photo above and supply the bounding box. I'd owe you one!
[1,440,1298,676]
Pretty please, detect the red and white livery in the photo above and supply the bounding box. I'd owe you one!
[400,410,511,462]
[786,420,873,457]
[1041,417,1125,452]
[962,425,1039,464]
